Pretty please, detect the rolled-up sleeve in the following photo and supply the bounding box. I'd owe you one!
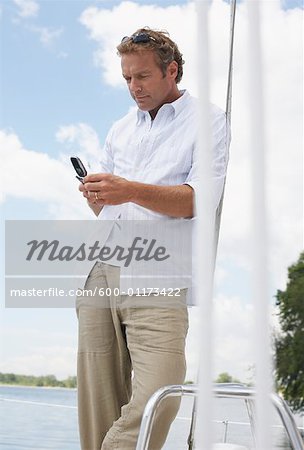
[183,106,230,211]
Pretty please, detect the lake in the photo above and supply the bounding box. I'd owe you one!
[0,385,302,449]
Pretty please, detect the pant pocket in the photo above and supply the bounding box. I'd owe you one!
[78,306,115,353]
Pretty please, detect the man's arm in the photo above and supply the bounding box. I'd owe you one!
[128,181,193,218]
[83,173,194,218]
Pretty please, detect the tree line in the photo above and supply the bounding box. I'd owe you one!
[0,373,77,388]
[1,371,241,389]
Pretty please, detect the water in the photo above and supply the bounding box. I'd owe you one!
[0,386,79,450]
[0,386,302,449]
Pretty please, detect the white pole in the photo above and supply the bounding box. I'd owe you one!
[195,1,215,449]
[247,1,273,449]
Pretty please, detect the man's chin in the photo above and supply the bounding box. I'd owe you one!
[136,104,152,112]
[135,97,153,110]
[134,98,157,114]
[138,105,150,111]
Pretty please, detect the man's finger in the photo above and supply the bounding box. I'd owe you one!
[84,182,103,192]
[83,173,109,183]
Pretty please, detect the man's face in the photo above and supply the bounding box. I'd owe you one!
[121,50,178,114]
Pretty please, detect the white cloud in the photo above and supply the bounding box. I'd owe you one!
[56,123,103,171]
[11,1,65,54]
[187,295,280,383]
[0,326,78,378]
[57,51,68,59]
[79,0,302,295]
[13,0,39,18]
[79,2,197,88]
[0,129,92,219]
[27,25,63,47]
[218,0,303,290]
[186,297,253,383]
[0,347,77,379]
[213,295,255,382]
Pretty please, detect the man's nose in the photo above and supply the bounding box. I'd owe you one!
[130,80,142,93]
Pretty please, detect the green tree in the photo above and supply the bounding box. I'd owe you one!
[275,251,304,413]
[215,372,240,383]
[44,375,58,387]
[64,376,77,388]
[0,372,77,388]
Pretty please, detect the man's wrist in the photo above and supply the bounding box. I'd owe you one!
[127,180,139,203]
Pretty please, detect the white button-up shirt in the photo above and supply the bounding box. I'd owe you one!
[98,90,229,222]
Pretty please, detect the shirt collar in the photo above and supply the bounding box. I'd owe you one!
[136,89,189,125]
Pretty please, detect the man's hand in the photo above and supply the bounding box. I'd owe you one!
[83,173,133,205]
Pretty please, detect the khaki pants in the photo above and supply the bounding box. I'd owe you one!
[76,262,188,450]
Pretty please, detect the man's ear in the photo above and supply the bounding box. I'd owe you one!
[167,61,178,80]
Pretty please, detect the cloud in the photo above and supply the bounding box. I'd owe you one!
[56,123,103,171]
[213,295,255,381]
[0,326,78,378]
[186,297,254,383]
[13,0,39,18]
[187,295,280,383]
[0,129,92,219]
[28,25,63,47]
[10,1,64,52]
[218,0,303,290]
[0,347,77,379]
[79,1,197,88]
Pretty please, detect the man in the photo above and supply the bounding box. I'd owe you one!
[77,28,229,450]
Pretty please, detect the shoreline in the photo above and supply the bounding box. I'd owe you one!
[0,383,77,391]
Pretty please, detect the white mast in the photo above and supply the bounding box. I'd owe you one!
[247,1,273,449]
[194,0,215,448]
[194,0,236,448]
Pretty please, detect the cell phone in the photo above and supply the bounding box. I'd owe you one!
[70,157,87,184]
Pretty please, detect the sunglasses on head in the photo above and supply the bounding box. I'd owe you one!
[121,32,157,44]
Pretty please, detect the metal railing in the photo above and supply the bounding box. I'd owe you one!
[135,384,304,450]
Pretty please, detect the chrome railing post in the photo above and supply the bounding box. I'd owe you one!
[244,398,257,446]
[136,385,304,450]
[271,393,304,450]
[135,385,198,450]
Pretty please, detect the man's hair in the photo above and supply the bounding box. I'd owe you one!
[117,27,184,84]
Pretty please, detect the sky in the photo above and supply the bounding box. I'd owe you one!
[0,0,303,384]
